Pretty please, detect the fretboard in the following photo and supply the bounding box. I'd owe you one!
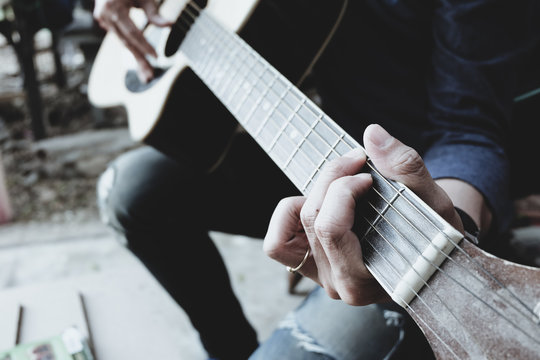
[180,10,358,194]
[179,7,465,308]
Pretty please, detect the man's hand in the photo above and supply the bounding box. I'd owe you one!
[93,0,172,82]
[264,124,464,306]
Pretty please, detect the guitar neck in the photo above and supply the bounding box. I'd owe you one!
[181,9,357,194]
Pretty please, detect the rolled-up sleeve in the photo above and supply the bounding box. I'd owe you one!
[423,0,532,233]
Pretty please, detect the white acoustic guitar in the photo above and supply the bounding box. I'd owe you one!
[88,0,540,358]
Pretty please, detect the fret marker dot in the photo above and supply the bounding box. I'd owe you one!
[290,130,299,140]
[262,102,270,111]
[243,82,251,90]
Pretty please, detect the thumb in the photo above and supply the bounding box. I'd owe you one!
[363,124,439,205]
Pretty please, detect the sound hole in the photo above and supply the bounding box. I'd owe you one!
[164,0,208,57]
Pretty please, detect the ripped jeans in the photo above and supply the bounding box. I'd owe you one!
[251,287,435,360]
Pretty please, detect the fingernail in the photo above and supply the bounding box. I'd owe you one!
[367,124,393,149]
[138,70,151,84]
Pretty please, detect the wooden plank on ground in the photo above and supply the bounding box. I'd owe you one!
[0,299,22,351]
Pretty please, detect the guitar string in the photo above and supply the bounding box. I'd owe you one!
[363,255,462,359]
[363,219,480,351]
[365,202,539,341]
[184,4,540,325]
[179,1,538,329]
[368,186,537,326]
[179,2,538,327]
[362,243,463,358]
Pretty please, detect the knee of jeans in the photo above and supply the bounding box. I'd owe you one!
[275,313,336,359]
[96,163,132,236]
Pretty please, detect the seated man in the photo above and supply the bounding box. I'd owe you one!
[94,0,537,358]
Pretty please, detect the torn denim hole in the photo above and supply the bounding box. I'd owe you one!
[96,166,127,246]
[278,312,335,358]
[96,166,115,226]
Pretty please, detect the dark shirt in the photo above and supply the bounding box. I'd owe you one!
[314,0,540,237]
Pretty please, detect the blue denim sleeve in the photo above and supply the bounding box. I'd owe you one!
[423,0,534,235]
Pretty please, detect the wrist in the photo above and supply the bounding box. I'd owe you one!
[454,206,480,244]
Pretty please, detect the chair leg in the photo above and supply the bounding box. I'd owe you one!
[51,31,66,88]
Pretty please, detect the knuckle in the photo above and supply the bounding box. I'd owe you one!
[276,197,297,211]
[313,218,340,245]
[300,205,318,229]
[322,158,348,178]
[391,147,425,176]
[336,279,368,306]
[328,176,356,195]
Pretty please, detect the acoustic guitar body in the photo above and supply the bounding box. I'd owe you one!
[88,0,347,169]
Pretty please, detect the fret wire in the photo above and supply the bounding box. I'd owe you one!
[229,52,264,113]
[267,101,299,152]
[195,28,219,79]
[188,15,323,176]
[369,187,405,235]
[183,7,223,79]
[196,12,346,164]
[214,48,241,96]
[185,3,539,337]
[198,11,245,99]
[200,20,236,92]
[282,111,320,171]
[191,13,344,184]
[301,131,345,192]
[265,89,303,149]
[224,57,257,113]
[181,18,312,188]
[204,16,241,90]
[193,7,358,179]
[233,73,259,115]
[370,186,539,326]
[183,23,216,77]
[246,68,278,130]
[192,16,257,108]
[190,16,317,181]
[203,32,231,88]
[212,23,275,129]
